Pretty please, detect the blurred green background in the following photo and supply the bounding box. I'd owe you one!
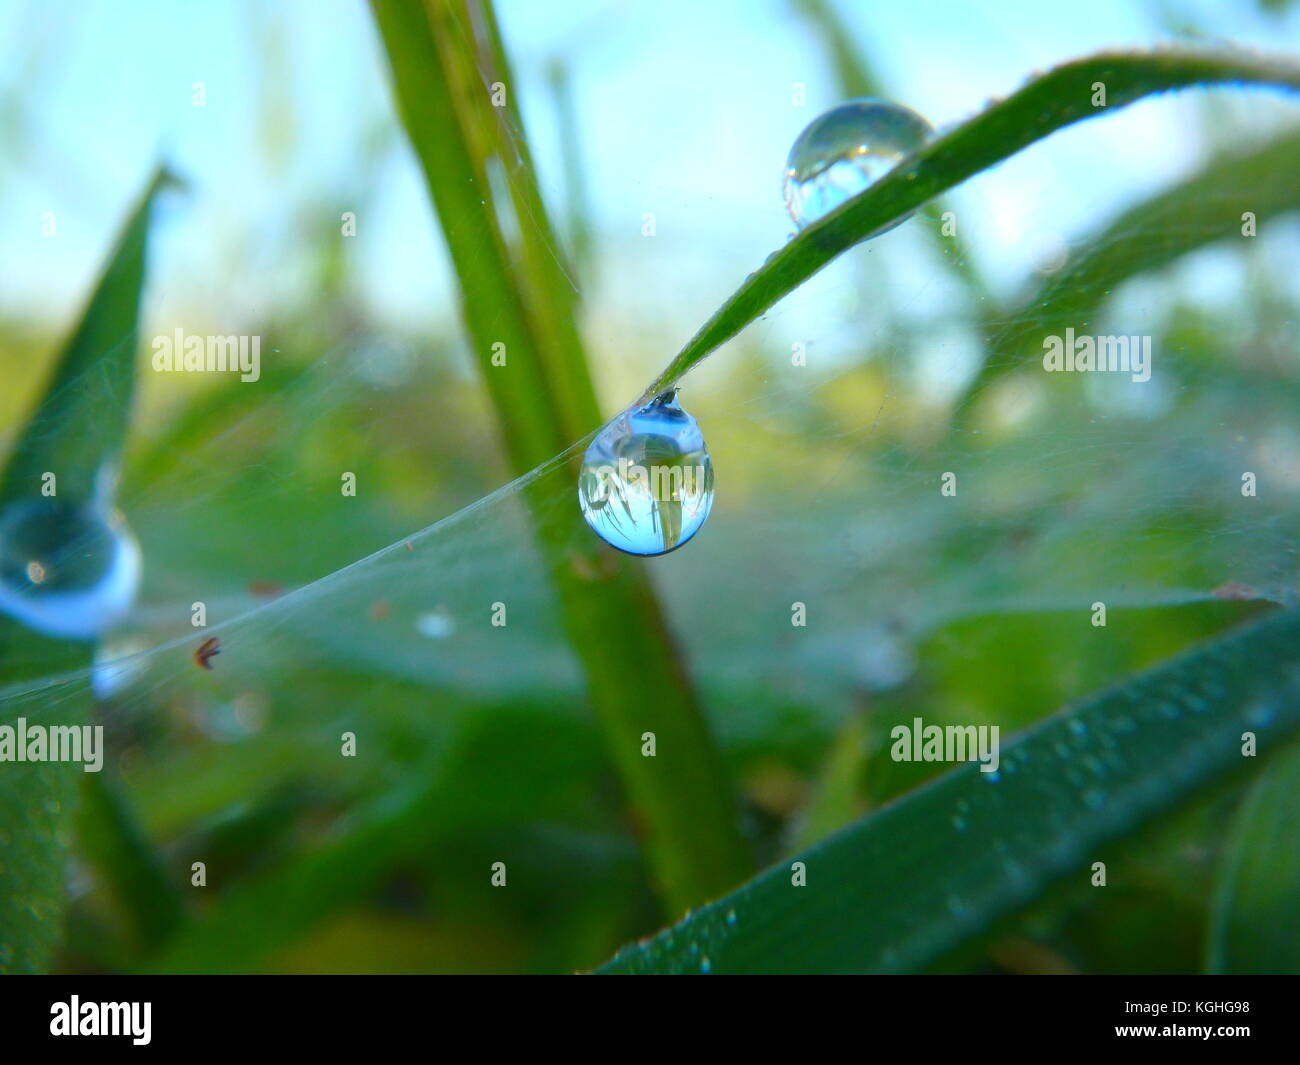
[0,0,1298,973]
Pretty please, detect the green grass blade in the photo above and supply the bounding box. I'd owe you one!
[369,0,752,912]
[140,775,442,973]
[0,168,169,504]
[0,166,166,972]
[599,608,1300,973]
[1205,736,1300,974]
[639,46,1300,401]
[956,128,1300,414]
[76,769,186,954]
[545,58,594,285]
[790,0,994,313]
[786,710,870,853]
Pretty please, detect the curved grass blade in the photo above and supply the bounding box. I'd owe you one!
[1205,736,1300,974]
[599,607,1300,973]
[0,166,168,972]
[639,46,1300,402]
[790,0,994,314]
[956,128,1300,415]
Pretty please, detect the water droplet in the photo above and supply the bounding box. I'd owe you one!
[0,499,140,640]
[1246,703,1276,728]
[782,99,935,229]
[724,908,737,926]
[415,608,455,639]
[578,389,714,556]
[92,635,150,699]
[700,956,712,974]
[1084,788,1106,811]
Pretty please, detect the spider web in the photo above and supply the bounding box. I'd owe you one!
[0,65,1298,974]
[3,202,1297,749]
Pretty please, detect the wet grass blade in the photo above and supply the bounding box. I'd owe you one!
[599,608,1300,973]
[640,46,1300,401]
[369,0,752,913]
[790,0,994,314]
[0,167,167,972]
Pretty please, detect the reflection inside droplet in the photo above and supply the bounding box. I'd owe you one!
[783,98,935,230]
[578,389,715,556]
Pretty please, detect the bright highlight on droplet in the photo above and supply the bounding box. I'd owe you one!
[783,98,935,229]
[0,499,141,640]
[578,389,714,557]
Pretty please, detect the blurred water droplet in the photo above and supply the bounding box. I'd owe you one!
[416,608,455,639]
[724,908,737,926]
[579,389,714,556]
[1246,703,1276,728]
[0,499,140,640]
[782,99,934,229]
[699,956,711,973]
[92,635,151,699]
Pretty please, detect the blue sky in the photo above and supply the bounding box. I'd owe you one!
[2,0,1298,403]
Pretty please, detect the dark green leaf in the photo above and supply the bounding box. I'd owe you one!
[600,608,1300,973]
[0,167,166,972]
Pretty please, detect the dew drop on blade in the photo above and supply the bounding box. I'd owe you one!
[783,98,935,230]
[578,389,714,557]
[0,498,141,640]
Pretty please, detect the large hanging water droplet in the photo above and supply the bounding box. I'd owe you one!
[578,389,714,556]
[0,499,141,640]
[783,98,935,229]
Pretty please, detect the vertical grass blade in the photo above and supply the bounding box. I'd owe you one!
[369,0,752,912]
[0,167,166,971]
